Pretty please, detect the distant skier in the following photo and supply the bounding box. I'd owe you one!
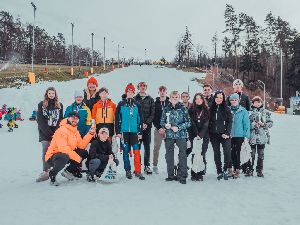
[36,87,63,182]
[115,83,145,180]
[249,96,273,177]
[5,107,18,132]
[29,110,37,121]
[45,112,95,186]
[86,127,119,182]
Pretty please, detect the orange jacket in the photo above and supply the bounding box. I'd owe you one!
[92,99,116,124]
[45,119,93,163]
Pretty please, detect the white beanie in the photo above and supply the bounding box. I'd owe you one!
[74,90,83,98]
[233,79,244,88]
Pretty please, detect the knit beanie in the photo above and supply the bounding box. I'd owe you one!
[87,77,98,87]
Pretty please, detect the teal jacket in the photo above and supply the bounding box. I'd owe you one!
[230,105,250,138]
[64,102,91,136]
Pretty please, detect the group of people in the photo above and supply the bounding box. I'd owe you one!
[35,76,273,186]
[0,104,22,132]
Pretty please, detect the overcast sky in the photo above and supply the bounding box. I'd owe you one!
[2,0,300,61]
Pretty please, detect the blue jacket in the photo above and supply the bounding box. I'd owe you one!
[160,102,191,139]
[230,105,250,138]
[64,102,91,137]
[115,98,142,134]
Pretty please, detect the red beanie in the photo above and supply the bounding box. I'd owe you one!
[87,77,98,87]
[125,83,135,94]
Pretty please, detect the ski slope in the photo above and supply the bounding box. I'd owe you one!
[0,65,299,225]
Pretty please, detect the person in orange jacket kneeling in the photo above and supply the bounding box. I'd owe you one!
[45,111,96,186]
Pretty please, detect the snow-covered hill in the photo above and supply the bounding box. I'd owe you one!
[0,66,299,225]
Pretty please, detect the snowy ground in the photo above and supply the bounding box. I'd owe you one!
[0,65,299,225]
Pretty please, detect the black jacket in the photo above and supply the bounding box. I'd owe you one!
[153,97,171,130]
[89,139,113,162]
[205,95,214,108]
[209,105,232,136]
[134,93,155,127]
[226,92,251,111]
[83,89,100,111]
[188,105,209,139]
[37,100,63,142]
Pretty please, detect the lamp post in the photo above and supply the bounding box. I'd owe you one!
[91,33,94,73]
[145,48,147,64]
[280,48,283,105]
[71,23,74,75]
[103,37,106,70]
[30,2,36,72]
[258,80,266,108]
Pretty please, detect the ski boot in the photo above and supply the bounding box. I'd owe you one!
[135,172,145,180]
[144,166,152,175]
[126,171,133,179]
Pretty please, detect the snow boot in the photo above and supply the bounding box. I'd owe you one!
[61,169,75,181]
[217,173,223,180]
[135,172,145,180]
[257,170,264,178]
[49,171,59,186]
[86,173,96,182]
[126,171,133,179]
[152,166,159,174]
[36,171,49,182]
[144,166,152,175]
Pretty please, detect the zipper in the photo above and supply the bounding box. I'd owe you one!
[215,105,219,132]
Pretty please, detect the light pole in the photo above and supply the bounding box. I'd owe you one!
[118,44,120,68]
[71,23,74,75]
[145,48,147,64]
[280,48,283,105]
[91,33,94,73]
[103,37,106,70]
[258,80,266,108]
[30,2,36,73]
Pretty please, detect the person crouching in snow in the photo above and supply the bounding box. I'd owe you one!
[45,112,95,186]
[161,91,191,184]
[87,128,119,182]
[229,93,250,179]
[115,83,145,180]
[249,96,273,177]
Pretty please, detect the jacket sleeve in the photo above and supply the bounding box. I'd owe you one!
[243,111,251,138]
[89,141,99,159]
[137,103,143,134]
[99,143,113,162]
[224,109,233,136]
[177,108,192,130]
[76,132,93,150]
[145,98,155,125]
[115,102,122,134]
[160,108,166,128]
[264,111,273,129]
[37,102,54,138]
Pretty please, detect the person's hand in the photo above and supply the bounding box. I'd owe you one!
[158,128,165,135]
[109,154,114,160]
[138,135,142,140]
[222,134,230,139]
[143,123,148,130]
[171,126,178,132]
[165,124,171,129]
[89,127,96,135]
[117,134,122,139]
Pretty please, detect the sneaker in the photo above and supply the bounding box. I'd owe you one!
[257,170,264,178]
[233,169,240,179]
[228,168,235,178]
[73,170,83,178]
[126,171,133,179]
[61,169,75,181]
[36,171,49,182]
[223,171,229,180]
[49,172,59,186]
[152,166,159,174]
[245,168,253,177]
[95,171,103,178]
[135,172,145,180]
[217,173,223,180]
[86,174,96,182]
[179,179,186,184]
[144,166,152,175]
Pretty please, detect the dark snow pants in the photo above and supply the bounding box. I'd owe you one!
[250,144,265,172]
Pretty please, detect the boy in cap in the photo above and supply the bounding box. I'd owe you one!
[87,127,119,182]
[115,83,145,180]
